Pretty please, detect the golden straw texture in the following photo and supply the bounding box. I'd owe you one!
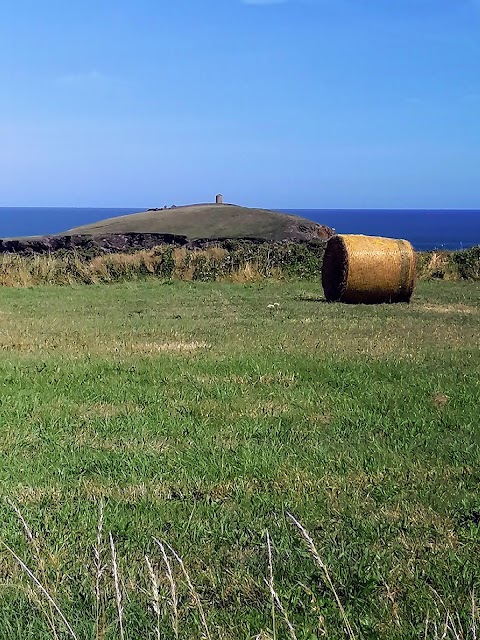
[322,234,416,304]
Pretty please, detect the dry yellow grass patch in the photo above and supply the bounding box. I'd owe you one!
[184,372,298,388]
[228,262,264,282]
[29,400,144,423]
[394,515,457,555]
[420,303,478,314]
[281,320,480,359]
[379,503,454,530]
[108,340,210,355]
[213,433,247,450]
[229,373,298,386]
[306,412,332,425]
[0,327,85,355]
[191,396,300,421]
[417,251,463,281]
[9,485,63,504]
[289,317,314,324]
[0,332,36,352]
[77,481,201,503]
[8,475,323,507]
[242,400,291,418]
[198,400,292,420]
[78,401,144,420]
[70,432,170,454]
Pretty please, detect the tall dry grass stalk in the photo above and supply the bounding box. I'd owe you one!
[229,261,263,282]
[145,556,161,640]
[6,499,62,638]
[471,592,477,640]
[427,586,472,640]
[164,541,212,640]
[94,500,106,640]
[265,530,297,640]
[417,252,454,281]
[3,502,479,639]
[266,531,277,640]
[154,539,179,640]
[1,540,79,640]
[109,533,125,640]
[266,581,298,640]
[287,512,356,640]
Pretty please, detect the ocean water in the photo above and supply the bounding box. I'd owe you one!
[0,207,479,251]
[0,208,143,239]
[283,209,480,251]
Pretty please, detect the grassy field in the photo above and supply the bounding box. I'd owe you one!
[0,279,479,639]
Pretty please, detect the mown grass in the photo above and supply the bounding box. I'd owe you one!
[0,279,479,639]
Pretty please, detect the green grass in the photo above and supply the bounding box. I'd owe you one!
[65,203,330,241]
[0,280,479,639]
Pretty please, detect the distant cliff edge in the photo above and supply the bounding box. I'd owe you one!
[0,232,332,256]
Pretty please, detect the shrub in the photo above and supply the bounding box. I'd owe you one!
[0,243,477,287]
[417,247,480,281]
[451,246,480,280]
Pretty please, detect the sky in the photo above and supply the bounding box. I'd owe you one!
[0,0,479,209]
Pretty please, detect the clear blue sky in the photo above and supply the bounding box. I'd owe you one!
[1,0,479,208]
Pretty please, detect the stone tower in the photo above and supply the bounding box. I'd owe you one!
[215,194,223,204]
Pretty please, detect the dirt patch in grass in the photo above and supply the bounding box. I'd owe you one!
[431,393,449,408]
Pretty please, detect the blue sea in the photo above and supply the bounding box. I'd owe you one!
[283,209,480,251]
[0,207,479,251]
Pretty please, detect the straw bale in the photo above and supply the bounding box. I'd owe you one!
[322,234,416,303]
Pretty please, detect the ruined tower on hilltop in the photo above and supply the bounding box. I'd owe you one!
[215,193,223,204]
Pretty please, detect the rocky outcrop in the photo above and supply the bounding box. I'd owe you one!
[0,230,332,257]
[0,233,189,256]
[284,222,334,242]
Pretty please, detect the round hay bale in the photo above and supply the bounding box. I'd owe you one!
[322,234,416,304]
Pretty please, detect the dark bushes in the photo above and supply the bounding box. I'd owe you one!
[417,246,480,281]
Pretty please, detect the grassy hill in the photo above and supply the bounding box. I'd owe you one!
[65,203,332,241]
